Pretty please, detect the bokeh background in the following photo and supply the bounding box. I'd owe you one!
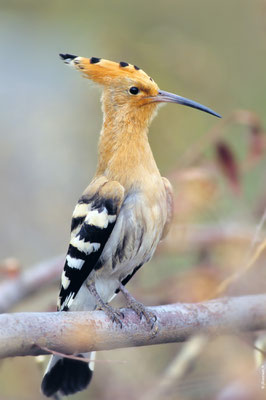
[1,0,266,399]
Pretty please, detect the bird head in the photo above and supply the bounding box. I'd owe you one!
[60,53,221,129]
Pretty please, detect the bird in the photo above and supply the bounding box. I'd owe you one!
[41,53,221,398]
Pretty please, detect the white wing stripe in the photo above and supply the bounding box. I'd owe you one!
[61,271,70,289]
[84,209,116,229]
[66,255,85,269]
[60,292,75,310]
[70,236,101,255]
[72,203,90,218]
[85,208,109,228]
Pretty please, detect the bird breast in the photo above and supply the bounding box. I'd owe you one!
[95,185,168,289]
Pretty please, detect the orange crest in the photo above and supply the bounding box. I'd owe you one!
[59,54,158,93]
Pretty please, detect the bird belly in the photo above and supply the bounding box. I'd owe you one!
[69,189,167,309]
[93,190,167,302]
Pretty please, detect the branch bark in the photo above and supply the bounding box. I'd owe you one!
[0,294,265,359]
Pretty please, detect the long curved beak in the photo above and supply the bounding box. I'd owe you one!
[154,90,221,118]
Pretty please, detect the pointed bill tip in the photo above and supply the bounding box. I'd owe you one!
[156,90,222,118]
[210,110,222,118]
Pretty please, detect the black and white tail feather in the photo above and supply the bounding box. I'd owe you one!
[41,352,95,397]
[41,178,125,397]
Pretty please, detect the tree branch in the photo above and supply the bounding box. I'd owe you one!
[0,255,64,313]
[0,294,265,359]
[0,221,262,313]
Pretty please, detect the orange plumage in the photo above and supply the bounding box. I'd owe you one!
[41,53,221,398]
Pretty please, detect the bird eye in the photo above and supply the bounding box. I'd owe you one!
[129,86,139,95]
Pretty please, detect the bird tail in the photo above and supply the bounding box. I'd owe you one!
[41,352,95,397]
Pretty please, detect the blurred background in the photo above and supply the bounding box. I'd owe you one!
[1,0,266,399]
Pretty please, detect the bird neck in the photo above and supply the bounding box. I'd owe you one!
[95,113,160,189]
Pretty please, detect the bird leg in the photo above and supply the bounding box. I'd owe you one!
[87,281,124,328]
[118,283,157,329]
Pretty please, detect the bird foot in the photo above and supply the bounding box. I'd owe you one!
[118,284,157,331]
[87,281,124,328]
[128,299,157,329]
[96,303,124,328]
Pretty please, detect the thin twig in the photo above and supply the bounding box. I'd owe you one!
[210,238,266,299]
[39,346,126,364]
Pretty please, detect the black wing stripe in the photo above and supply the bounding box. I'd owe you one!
[58,193,121,310]
[67,244,87,260]
[78,222,112,242]
[71,216,86,231]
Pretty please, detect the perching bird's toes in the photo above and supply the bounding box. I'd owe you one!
[118,284,157,330]
[96,303,124,328]
[128,299,157,329]
[87,281,124,328]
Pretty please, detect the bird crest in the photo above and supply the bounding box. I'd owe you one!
[59,53,157,91]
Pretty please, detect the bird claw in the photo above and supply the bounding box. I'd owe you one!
[97,304,124,328]
[128,300,157,331]
[118,284,158,333]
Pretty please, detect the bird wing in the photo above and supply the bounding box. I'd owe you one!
[58,177,125,311]
[161,177,174,240]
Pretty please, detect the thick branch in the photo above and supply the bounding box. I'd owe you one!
[0,294,265,359]
[0,222,261,313]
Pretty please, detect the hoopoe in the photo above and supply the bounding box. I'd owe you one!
[41,54,221,397]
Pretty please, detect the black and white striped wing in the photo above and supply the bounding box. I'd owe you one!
[58,180,124,311]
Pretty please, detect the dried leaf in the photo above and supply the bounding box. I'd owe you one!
[215,141,240,194]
